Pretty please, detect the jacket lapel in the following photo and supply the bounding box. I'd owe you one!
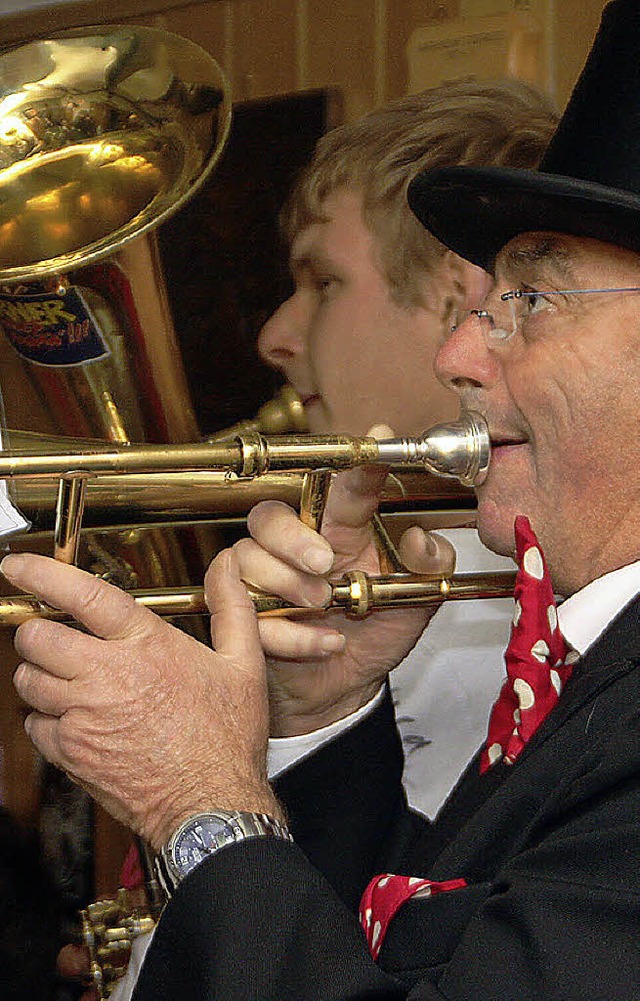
[515,591,640,764]
[425,593,640,879]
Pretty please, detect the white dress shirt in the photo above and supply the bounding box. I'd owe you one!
[557,560,640,654]
[266,560,640,792]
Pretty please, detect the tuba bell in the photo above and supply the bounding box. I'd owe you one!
[0,22,231,445]
[0,22,233,596]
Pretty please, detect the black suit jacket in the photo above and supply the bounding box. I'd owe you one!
[133,596,640,1000]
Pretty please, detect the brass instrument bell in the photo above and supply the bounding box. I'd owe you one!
[0,24,231,281]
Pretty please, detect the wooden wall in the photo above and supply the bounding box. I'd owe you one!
[2,0,608,118]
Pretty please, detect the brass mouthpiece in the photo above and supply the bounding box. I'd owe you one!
[375,411,490,486]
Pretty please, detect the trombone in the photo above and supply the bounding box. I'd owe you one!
[0,410,516,626]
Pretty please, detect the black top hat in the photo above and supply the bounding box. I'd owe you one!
[408,0,640,270]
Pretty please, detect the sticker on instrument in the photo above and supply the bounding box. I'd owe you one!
[0,285,110,366]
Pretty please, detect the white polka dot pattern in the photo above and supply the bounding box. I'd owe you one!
[359,873,467,960]
[513,677,535,709]
[523,545,544,579]
[531,639,550,662]
[480,516,576,774]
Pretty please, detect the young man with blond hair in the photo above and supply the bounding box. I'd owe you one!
[258,77,557,816]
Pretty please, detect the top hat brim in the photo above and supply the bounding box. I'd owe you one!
[408,164,640,271]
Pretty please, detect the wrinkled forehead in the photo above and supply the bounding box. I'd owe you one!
[493,231,640,288]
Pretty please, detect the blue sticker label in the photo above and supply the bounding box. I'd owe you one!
[0,286,110,367]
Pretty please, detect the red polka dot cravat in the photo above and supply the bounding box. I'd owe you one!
[359,516,578,961]
[480,514,578,774]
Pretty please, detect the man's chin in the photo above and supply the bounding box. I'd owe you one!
[475,501,518,559]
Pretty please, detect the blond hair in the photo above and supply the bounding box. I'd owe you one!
[283,79,558,306]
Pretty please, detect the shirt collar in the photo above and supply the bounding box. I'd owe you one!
[557,561,640,655]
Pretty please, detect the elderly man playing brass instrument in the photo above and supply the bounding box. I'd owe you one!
[57,74,557,1000]
[7,0,640,996]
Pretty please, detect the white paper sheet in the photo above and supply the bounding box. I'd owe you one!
[0,426,30,539]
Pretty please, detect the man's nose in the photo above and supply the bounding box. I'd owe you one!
[434,311,499,395]
[257,297,306,370]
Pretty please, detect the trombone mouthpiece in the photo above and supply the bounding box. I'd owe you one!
[376,411,490,487]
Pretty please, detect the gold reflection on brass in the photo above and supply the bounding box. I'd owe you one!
[0,25,231,281]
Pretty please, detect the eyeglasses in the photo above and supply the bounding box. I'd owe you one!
[452,285,640,347]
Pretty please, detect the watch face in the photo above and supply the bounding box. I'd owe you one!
[174,815,237,877]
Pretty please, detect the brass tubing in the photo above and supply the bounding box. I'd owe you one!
[0,440,246,480]
[0,433,381,480]
[371,514,405,572]
[206,385,308,440]
[0,435,378,479]
[11,470,474,530]
[0,412,490,484]
[330,570,516,617]
[299,470,333,532]
[0,571,516,627]
[53,476,89,564]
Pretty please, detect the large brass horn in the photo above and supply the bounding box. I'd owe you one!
[0,24,232,592]
[0,24,231,282]
[0,24,231,444]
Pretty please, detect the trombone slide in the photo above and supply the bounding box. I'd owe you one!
[0,412,494,626]
[0,570,516,627]
[0,411,489,483]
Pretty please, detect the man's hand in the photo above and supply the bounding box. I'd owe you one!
[57,943,96,1000]
[7,549,282,852]
[232,460,456,737]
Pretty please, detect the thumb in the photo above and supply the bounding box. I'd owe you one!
[322,424,394,540]
[205,549,264,665]
[397,527,457,576]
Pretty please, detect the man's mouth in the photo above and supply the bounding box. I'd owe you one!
[490,435,527,448]
[488,433,529,464]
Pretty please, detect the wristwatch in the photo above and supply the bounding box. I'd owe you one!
[156,810,293,897]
